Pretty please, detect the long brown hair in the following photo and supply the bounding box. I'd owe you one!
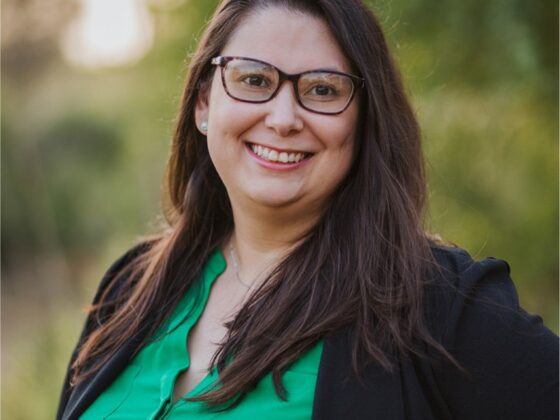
[72,0,452,407]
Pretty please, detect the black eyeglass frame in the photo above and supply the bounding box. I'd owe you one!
[211,56,364,115]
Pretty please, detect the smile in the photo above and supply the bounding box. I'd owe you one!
[247,143,312,164]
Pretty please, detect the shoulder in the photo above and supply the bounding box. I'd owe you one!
[82,239,156,334]
[56,240,157,420]
[428,242,511,287]
[91,240,155,305]
[423,244,558,420]
[424,243,545,345]
[425,243,518,337]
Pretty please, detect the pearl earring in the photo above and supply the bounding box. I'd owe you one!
[200,121,208,134]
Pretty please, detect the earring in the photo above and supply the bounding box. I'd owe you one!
[200,121,208,134]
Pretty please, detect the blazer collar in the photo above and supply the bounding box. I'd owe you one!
[62,331,145,420]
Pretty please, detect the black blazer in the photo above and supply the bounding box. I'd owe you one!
[57,244,559,420]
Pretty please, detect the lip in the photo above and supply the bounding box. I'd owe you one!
[245,142,313,171]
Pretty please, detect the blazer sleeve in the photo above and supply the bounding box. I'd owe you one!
[55,242,151,420]
[428,246,559,420]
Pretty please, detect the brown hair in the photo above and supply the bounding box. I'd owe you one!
[71,0,453,407]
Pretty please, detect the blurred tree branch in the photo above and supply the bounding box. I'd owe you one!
[1,0,77,83]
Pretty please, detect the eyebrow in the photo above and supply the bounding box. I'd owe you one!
[276,61,347,74]
[272,62,348,76]
[304,66,345,73]
[234,55,347,74]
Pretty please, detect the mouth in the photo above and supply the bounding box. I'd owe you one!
[246,142,313,164]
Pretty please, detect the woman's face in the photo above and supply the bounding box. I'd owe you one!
[196,7,359,216]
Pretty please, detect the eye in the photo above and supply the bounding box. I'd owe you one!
[241,74,270,88]
[309,85,336,96]
[303,83,339,100]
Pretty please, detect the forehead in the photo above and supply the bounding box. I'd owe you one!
[221,6,352,74]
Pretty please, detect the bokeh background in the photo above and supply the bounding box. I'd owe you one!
[2,0,558,418]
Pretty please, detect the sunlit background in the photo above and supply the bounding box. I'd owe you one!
[2,0,558,418]
[61,0,154,68]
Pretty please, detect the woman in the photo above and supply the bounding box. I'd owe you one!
[57,0,558,419]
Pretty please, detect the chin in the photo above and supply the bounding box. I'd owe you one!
[242,185,302,207]
[239,180,304,207]
[249,193,301,209]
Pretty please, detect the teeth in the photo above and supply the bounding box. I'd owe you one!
[250,144,308,163]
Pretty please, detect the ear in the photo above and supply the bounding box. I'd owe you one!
[195,87,210,135]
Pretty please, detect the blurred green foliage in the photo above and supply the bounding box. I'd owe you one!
[1,0,557,419]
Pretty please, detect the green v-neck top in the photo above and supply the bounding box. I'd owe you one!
[80,249,324,419]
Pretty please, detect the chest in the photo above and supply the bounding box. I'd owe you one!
[173,269,250,399]
[67,249,327,419]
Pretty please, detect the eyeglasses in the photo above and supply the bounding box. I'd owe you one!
[211,56,363,115]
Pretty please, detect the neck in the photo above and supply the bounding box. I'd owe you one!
[224,199,323,287]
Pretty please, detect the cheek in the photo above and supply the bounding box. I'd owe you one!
[313,112,358,156]
[334,107,359,162]
[208,81,260,138]
[210,106,262,149]
[316,111,359,180]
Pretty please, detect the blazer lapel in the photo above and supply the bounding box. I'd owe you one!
[312,328,407,420]
[62,332,145,420]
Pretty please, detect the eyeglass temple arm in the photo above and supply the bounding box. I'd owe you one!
[211,56,229,66]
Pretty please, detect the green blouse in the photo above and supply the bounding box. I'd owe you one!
[80,249,324,419]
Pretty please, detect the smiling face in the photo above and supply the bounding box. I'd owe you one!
[196,6,360,219]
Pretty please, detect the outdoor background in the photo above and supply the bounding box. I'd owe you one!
[2,0,558,418]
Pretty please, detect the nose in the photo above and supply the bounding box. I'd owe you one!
[264,81,304,136]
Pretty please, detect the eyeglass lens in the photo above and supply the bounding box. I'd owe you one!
[222,58,355,114]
